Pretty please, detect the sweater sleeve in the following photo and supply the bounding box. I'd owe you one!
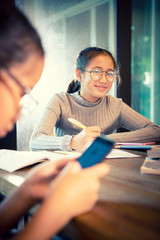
[107,99,160,143]
[29,93,73,151]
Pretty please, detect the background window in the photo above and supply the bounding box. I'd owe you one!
[131,0,160,125]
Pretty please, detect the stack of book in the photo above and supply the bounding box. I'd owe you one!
[140,145,160,175]
[115,142,156,150]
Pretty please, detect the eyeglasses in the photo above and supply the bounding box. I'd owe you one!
[84,68,118,82]
[6,70,38,116]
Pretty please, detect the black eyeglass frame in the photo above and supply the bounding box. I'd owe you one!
[6,70,32,95]
[5,70,38,114]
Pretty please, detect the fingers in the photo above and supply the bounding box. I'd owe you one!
[54,157,76,170]
[59,161,109,181]
[40,158,77,177]
[59,161,82,177]
[84,163,110,179]
[84,126,101,138]
[27,157,76,179]
[86,126,101,133]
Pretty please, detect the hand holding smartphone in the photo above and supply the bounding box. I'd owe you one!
[77,135,115,168]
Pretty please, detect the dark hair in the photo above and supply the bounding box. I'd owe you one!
[0,1,44,70]
[67,47,120,94]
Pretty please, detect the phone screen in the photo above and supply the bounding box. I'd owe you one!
[77,136,115,168]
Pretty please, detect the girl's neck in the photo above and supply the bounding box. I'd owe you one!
[79,91,100,103]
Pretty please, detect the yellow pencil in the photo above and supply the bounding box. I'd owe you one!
[68,118,86,129]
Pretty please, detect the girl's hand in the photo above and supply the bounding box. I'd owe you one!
[70,126,101,151]
[21,158,74,203]
[47,161,110,219]
[16,162,110,240]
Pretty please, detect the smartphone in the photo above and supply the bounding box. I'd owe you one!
[77,135,115,168]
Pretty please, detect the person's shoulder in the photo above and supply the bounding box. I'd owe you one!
[56,91,76,102]
[55,91,68,99]
[45,92,67,107]
[106,94,122,105]
[47,91,78,107]
[49,92,67,102]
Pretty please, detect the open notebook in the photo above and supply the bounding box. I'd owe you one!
[0,150,81,172]
[0,149,141,172]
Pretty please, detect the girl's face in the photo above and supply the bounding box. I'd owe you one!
[0,53,44,137]
[78,54,114,102]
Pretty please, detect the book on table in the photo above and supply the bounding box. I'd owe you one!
[140,157,160,175]
[147,146,160,158]
[140,146,160,175]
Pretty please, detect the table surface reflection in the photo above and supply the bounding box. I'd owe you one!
[0,151,160,240]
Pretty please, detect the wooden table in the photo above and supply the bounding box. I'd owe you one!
[0,151,160,240]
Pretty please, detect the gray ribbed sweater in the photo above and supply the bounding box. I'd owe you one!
[30,91,160,151]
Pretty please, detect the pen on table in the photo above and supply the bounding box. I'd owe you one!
[115,145,152,150]
[116,142,156,146]
[68,118,86,129]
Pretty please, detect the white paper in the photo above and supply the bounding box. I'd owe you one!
[0,150,81,172]
[106,149,141,158]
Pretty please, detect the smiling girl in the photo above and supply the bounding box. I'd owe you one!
[30,47,160,152]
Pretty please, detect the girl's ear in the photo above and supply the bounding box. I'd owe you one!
[75,68,82,82]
